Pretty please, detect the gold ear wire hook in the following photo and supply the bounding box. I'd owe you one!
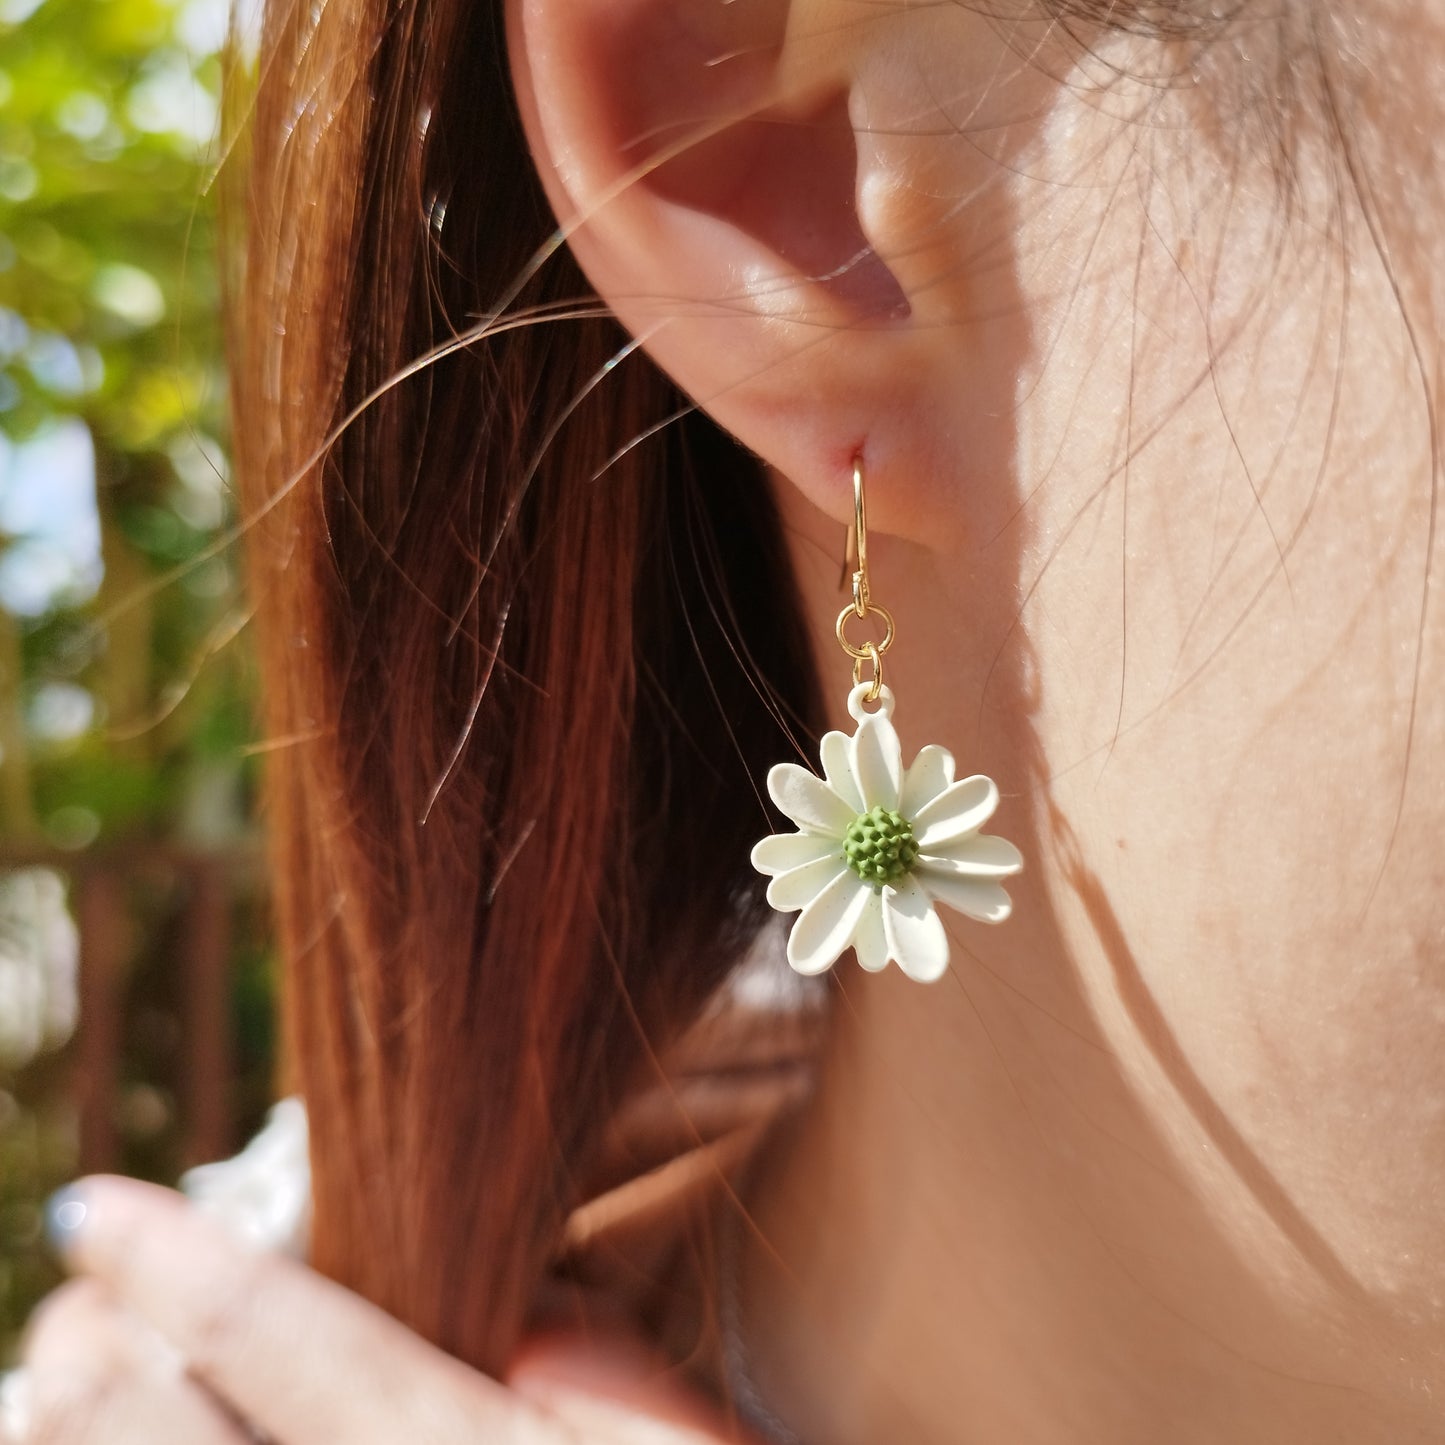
[834,456,894,703]
[840,455,869,617]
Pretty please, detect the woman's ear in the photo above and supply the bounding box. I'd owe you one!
[505,0,1046,539]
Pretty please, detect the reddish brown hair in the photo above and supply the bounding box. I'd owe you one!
[227,0,1242,1379]
[229,0,820,1372]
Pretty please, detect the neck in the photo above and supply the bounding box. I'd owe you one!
[737,485,1441,1445]
[740,975,1438,1445]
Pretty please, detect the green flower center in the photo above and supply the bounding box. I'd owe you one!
[842,805,919,887]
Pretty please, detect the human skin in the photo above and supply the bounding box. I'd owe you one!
[18,1177,755,1442]
[19,1,1445,1442]
[507,0,1445,1440]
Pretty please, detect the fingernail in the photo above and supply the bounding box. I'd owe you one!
[44,1184,89,1259]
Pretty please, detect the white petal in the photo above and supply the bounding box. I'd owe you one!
[852,713,902,811]
[819,730,865,813]
[851,891,888,972]
[919,833,1024,879]
[913,775,999,849]
[751,831,843,877]
[919,869,1013,924]
[881,874,950,983]
[900,744,955,818]
[767,763,856,837]
[767,855,847,912]
[786,870,872,976]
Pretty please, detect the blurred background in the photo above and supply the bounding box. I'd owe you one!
[0,0,276,1353]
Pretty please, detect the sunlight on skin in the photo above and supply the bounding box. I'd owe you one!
[14,0,1445,1440]
[733,6,1445,1442]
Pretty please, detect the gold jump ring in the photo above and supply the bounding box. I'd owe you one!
[851,641,884,702]
[836,601,896,660]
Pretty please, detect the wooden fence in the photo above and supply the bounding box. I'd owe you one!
[0,842,261,1175]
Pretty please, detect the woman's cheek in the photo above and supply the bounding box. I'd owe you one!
[991,39,1445,1327]
[1026,387,1445,1337]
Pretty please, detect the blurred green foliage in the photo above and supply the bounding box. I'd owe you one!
[0,0,274,1350]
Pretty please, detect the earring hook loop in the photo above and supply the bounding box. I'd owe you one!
[844,455,870,617]
[835,455,894,704]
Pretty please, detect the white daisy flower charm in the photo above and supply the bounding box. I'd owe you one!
[750,683,1022,983]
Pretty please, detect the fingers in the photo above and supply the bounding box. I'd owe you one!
[0,1369,34,1445]
[50,1177,568,1445]
[21,1279,250,1445]
[52,1175,765,1445]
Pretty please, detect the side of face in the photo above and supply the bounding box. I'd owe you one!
[999,5,1445,1336]
[506,0,1445,1365]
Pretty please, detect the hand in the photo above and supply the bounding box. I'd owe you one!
[13,1175,756,1443]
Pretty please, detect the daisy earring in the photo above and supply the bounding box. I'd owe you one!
[750,457,1023,983]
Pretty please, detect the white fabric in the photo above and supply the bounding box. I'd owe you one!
[180,1095,311,1258]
